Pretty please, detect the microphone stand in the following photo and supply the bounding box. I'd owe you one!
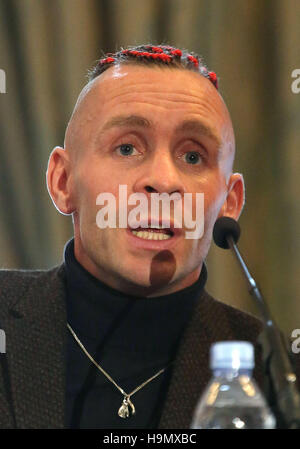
[226,234,300,428]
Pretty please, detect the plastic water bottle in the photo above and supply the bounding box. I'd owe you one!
[191,341,276,429]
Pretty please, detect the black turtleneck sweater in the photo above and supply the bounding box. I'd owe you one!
[64,238,207,429]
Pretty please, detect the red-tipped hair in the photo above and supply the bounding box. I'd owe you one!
[89,44,219,91]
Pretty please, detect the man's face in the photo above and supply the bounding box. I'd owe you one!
[56,64,239,296]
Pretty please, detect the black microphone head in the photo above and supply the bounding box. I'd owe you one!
[213,216,241,249]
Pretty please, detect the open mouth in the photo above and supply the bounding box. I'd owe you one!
[130,227,174,240]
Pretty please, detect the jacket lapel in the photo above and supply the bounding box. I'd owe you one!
[158,291,264,429]
[2,264,67,428]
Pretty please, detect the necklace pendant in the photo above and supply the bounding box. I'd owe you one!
[118,396,135,418]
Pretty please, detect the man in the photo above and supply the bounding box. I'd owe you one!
[0,44,272,429]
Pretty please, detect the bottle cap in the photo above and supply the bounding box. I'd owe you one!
[210,341,254,370]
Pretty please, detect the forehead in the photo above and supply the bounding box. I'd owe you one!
[79,65,229,121]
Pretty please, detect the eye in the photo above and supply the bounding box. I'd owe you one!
[184,151,202,165]
[115,143,138,156]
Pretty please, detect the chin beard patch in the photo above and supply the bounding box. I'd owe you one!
[149,250,176,288]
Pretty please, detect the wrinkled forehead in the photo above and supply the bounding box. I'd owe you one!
[78,64,229,114]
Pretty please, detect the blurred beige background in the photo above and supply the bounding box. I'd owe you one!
[0,0,299,336]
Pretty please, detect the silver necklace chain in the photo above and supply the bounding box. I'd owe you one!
[67,323,168,418]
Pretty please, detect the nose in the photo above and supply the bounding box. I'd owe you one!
[133,149,186,197]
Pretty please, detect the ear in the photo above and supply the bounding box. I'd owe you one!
[218,173,245,220]
[46,146,75,215]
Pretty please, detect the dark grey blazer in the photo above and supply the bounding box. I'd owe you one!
[0,263,266,429]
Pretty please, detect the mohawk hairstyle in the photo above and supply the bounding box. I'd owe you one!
[88,44,219,90]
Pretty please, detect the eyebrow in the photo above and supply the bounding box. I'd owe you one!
[175,119,221,148]
[99,114,221,148]
[101,115,152,132]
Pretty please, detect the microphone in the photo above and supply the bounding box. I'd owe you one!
[213,216,300,429]
[213,216,240,249]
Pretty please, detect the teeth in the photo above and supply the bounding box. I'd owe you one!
[131,230,172,240]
